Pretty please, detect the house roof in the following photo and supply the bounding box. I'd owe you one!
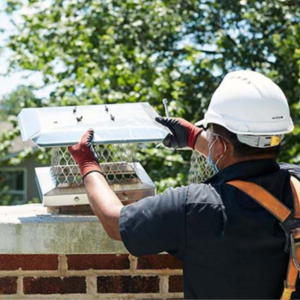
[0,121,37,161]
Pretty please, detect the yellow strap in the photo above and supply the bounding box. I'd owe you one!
[281,287,294,300]
[227,180,291,222]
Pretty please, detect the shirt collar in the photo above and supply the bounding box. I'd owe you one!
[205,159,280,184]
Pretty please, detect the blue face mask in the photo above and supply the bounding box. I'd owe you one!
[208,139,219,173]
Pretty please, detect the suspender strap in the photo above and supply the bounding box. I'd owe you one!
[282,252,300,299]
[227,176,300,300]
[283,177,300,299]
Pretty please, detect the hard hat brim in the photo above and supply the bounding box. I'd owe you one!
[194,119,207,128]
[195,115,294,135]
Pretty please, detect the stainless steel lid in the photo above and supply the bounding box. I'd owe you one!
[18,102,169,147]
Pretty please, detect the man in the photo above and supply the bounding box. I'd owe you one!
[68,70,300,299]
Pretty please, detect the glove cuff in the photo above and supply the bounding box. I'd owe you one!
[79,161,103,179]
[188,127,203,149]
[83,170,104,180]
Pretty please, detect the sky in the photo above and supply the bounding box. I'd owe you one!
[0,0,50,100]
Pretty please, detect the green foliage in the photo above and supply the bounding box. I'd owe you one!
[136,144,191,190]
[0,85,40,120]
[0,182,12,206]
[1,0,300,196]
[0,85,51,168]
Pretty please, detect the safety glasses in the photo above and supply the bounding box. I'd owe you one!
[206,129,228,147]
[206,129,220,144]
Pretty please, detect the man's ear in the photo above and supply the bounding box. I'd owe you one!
[215,137,229,159]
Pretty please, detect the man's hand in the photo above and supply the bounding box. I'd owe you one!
[68,129,102,179]
[155,117,203,149]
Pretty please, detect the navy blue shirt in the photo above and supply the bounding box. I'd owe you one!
[119,159,300,299]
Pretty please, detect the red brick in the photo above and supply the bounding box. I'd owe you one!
[169,275,183,293]
[0,277,17,294]
[97,276,159,293]
[0,255,58,270]
[67,254,129,270]
[137,254,182,270]
[23,277,86,294]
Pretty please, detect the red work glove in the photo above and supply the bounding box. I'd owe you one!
[155,117,203,149]
[68,129,102,179]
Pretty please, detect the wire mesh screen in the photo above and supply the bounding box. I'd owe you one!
[50,144,139,187]
[188,151,215,183]
[50,145,213,188]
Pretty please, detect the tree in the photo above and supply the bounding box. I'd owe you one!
[2,0,300,193]
[0,85,40,120]
[0,84,47,164]
[0,86,48,205]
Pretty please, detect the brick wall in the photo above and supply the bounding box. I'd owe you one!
[0,253,183,299]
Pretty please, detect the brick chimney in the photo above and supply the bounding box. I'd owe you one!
[0,204,183,299]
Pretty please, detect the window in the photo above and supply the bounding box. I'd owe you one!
[0,168,27,205]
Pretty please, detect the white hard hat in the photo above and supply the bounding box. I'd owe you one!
[195,70,294,148]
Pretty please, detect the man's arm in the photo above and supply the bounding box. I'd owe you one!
[84,172,123,240]
[194,130,209,157]
[68,129,123,241]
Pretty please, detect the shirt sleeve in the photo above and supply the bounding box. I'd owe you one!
[119,185,187,260]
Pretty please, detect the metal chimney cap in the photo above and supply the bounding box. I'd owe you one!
[18,102,170,147]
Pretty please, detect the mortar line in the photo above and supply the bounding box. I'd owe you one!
[159,274,169,294]
[0,269,183,277]
[86,275,97,297]
[58,254,68,275]
[17,275,23,297]
[0,292,183,300]
[129,254,137,272]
